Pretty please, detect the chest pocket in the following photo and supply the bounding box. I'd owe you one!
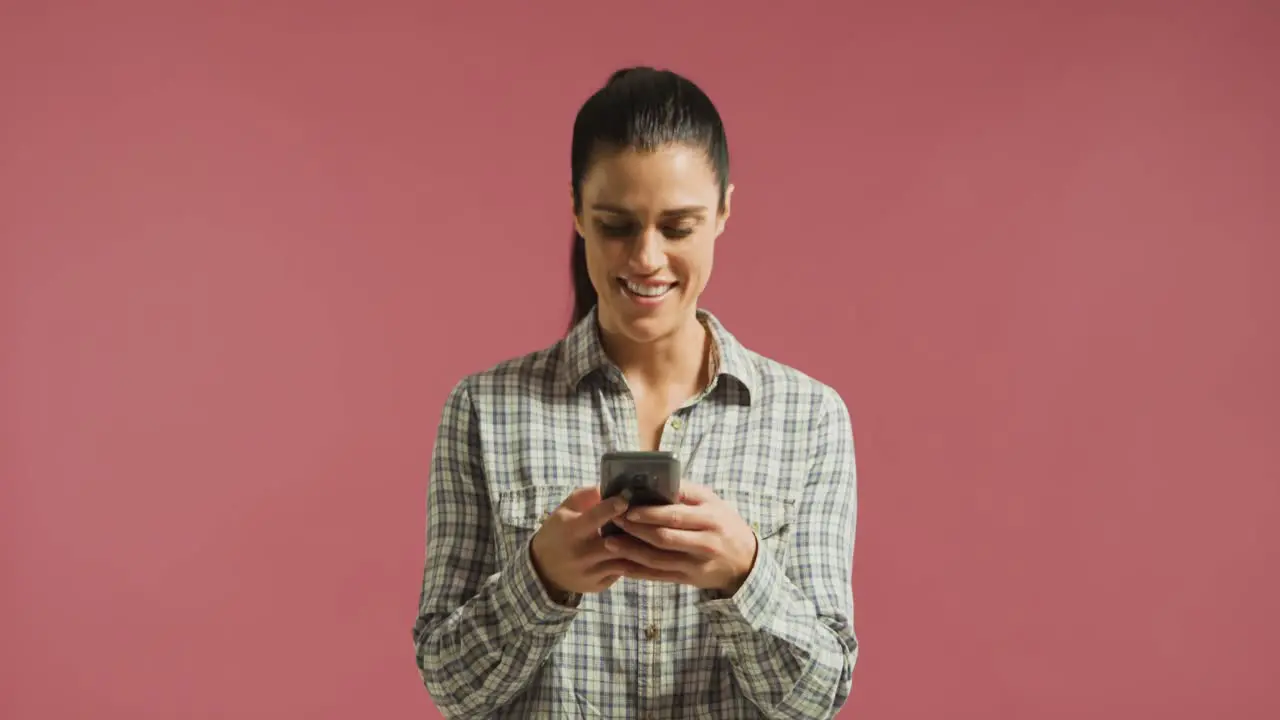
[718,489,795,567]
[494,485,574,565]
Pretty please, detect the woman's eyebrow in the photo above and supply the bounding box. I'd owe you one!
[589,204,707,217]
[660,206,707,218]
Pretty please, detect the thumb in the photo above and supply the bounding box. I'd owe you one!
[678,481,716,504]
[560,485,602,513]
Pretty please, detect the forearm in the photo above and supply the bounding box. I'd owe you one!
[413,377,578,716]
[699,545,857,720]
[414,539,579,718]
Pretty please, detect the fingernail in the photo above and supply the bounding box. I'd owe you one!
[605,539,620,552]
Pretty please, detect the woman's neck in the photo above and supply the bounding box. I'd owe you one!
[600,311,712,395]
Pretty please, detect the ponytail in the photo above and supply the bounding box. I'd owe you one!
[569,229,597,331]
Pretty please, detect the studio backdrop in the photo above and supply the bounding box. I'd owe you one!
[2,2,1277,718]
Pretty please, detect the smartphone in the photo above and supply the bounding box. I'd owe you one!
[599,451,681,537]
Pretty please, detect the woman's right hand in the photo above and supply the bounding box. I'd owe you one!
[530,487,633,602]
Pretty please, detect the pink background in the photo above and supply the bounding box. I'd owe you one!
[3,2,1278,718]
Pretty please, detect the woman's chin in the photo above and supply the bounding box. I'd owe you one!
[601,304,693,344]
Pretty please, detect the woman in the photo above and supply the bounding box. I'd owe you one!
[413,67,858,719]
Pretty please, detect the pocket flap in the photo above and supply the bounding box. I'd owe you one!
[718,489,793,539]
[497,485,574,529]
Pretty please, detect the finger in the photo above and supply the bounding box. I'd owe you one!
[678,482,718,505]
[585,558,644,580]
[560,485,603,512]
[622,565,686,583]
[625,503,719,531]
[614,518,714,556]
[574,538,622,567]
[574,495,630,534]
[603,535,692,572]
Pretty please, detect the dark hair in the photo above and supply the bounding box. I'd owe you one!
[568,66,731,330]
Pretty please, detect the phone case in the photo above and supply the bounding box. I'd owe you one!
[599,451,681,537]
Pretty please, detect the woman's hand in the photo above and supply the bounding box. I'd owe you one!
[607,483,758,596]
[529,487,633,603]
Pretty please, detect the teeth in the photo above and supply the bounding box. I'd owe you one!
[623,280,673,297]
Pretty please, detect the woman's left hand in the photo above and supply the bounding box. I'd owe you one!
[606,482,758,596]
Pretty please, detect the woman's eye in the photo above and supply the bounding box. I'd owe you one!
[595,220,694,239]
[598,222,634,238]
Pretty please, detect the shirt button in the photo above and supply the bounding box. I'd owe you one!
[669,417,683,430]
[644,622,658,640]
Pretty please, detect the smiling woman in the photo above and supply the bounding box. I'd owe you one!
[412,67,859,719]
[575,141,724,348]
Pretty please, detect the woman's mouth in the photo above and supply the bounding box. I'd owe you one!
[618,278,676,302]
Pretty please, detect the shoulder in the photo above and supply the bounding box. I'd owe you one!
[742,348,851,423]
[702,307,850,425]
[444,339,569,409]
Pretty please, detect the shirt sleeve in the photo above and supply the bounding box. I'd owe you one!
[411,378,580,719]
[697,387,859,719]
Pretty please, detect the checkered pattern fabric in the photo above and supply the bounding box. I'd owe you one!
[413,307,858,719]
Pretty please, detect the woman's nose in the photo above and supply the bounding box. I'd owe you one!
[628,229,665,271]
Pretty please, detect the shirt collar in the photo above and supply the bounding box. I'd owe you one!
[560,306,757,401]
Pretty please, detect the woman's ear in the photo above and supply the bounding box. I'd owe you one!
[571,184,585,237]
[716,183,734,236]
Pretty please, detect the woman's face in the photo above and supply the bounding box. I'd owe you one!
[574,143,731,345]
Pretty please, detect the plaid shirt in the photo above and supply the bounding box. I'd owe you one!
[413,308,858,719]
